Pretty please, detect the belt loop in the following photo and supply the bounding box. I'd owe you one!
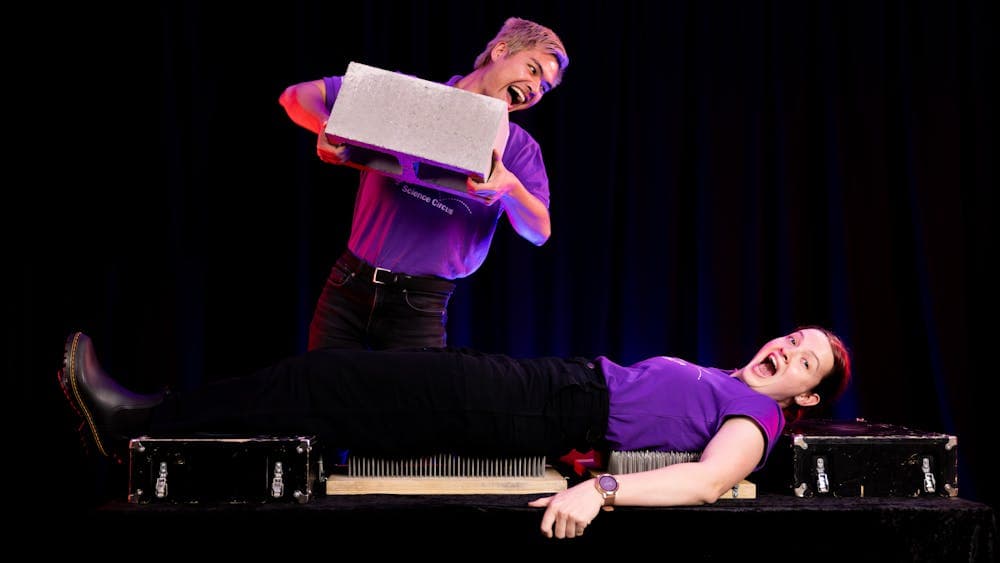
[372,267,391,285]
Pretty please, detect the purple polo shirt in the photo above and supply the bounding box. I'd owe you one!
[598,355,785,470]
[323,75,550,279]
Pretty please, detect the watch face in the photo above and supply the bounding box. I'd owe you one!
[598,474,619,493]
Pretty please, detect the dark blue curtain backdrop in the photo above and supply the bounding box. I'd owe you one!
[13,0,995,514]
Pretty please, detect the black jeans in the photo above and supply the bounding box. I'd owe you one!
[308,251,456,351]
[149,347,609,459]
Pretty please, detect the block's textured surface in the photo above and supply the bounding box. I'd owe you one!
[324,62,509,198]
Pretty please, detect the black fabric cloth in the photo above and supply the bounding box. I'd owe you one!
[150,347,609,459]
[76,494,997,561]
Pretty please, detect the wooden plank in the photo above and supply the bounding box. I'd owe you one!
[326,467,567,495]
[719,480,756,499]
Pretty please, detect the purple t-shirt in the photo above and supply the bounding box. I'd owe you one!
[598,355,785,470]
[323,75,550,279]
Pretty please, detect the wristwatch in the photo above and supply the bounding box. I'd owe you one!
[595,473,619,510]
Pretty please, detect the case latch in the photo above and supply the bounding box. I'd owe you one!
[155,461,169,499]
[921,456,937,493]
[271,461,285,498]
[815,456,830,494]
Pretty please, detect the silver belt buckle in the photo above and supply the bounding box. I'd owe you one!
[372,267,391,285]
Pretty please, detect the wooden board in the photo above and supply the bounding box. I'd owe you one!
[326,467,568,495]
[719,479,756,499]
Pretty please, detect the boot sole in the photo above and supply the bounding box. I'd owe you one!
[57,332,111,457]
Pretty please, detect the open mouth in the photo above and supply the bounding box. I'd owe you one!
[507,85,527,105]
[758,355,778,377]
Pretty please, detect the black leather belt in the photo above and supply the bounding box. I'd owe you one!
[340,251,456,293]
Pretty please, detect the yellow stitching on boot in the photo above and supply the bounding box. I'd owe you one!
[68,333,108,457]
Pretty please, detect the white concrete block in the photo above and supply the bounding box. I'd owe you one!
[324,62,509,199]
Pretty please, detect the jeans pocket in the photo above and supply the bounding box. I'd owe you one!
[327,262,355,288]
[402,289,449,314]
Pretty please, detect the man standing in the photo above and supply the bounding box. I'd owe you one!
[279,17,569,351]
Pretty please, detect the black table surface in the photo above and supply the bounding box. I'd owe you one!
[68,492,996,562]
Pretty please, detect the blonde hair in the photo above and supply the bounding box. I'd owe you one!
[473,17,569,87]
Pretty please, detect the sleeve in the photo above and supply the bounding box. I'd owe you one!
[322,75,344,113]
[502,123,551,208]
[722,397,786,471]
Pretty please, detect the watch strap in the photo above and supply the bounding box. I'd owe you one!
[595,473,618,511]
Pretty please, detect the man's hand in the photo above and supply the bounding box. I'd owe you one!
[316,122,351,165]
[466,149,518,206]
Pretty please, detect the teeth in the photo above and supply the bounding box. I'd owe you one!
[757,356,777,377]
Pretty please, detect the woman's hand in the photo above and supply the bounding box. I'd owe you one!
[528,479,603,539]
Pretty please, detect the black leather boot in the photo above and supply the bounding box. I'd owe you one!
[57,332,164,457]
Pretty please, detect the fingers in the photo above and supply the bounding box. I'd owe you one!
[536,499,592,540]
[537,502,554,538]
[488,149,505,181]
[317,146,348,165]
[465,177,501,205]
[316,134,350,164]
[552,517,589,539]
[527,496,552,508]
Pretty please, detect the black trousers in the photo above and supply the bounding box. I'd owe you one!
[150,347,609,459]
[308,250,456,350]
